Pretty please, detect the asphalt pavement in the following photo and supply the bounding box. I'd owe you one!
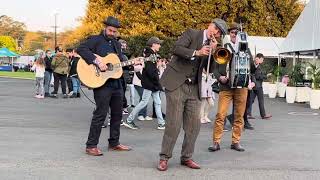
[0,77,319,180]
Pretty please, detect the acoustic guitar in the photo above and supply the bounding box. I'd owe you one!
[77,53,157,88]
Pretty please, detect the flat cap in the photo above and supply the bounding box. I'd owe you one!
[147,37,163,46]
[212,18,228,35]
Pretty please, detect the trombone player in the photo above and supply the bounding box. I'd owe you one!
[158,18,228,171]
[208,22,255,152]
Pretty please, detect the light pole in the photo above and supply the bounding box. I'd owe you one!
[52,13,59,49]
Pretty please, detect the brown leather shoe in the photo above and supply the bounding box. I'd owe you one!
[86,147,103,156]
[108,144,132,151]
[208,142,220,152]
[262,114,272,119]
[157,160,168,171]
[230,143,245,152]
[181,159,201,169]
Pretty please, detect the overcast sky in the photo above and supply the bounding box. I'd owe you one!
[0,0,310,33]
[0,0,87,32]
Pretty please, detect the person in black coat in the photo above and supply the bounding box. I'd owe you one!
[44,50,53,97]
[66,48,80,98]
[124,37,166,130]
[76,16,132,156]
[247,53,272,119]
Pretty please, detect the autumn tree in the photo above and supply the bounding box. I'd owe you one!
[63,0,304,55]
[21,32,45,55]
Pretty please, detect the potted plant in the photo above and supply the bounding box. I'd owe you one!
[286,64,303,103]
[268,66,279,98]
[277,67,287,98]
[308,63,320,109]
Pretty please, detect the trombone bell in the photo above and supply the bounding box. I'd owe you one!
[213,48,231,64]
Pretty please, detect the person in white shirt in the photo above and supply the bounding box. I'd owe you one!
[31,55,46,99]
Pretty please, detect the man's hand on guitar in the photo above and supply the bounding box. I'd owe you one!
[94,57,107,71]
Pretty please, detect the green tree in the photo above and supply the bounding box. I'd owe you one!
[0,36,17,51]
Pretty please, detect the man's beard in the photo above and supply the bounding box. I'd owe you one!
[105,34,116,41]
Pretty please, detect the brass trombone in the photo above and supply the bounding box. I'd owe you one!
[211,36,232,65]
[205,35,232,81]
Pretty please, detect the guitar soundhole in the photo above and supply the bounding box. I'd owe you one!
[106,63,113,71]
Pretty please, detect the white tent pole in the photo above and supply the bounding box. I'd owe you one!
[313,50,316,64]
[277,55,281,82]
[293,52,296,69]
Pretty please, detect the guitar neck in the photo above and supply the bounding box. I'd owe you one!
[115,56,154,68]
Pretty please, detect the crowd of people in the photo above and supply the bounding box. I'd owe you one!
[31,47,81,99]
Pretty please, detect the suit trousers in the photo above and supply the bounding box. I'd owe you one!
[247,87,266,117]
[86,85,123,148]
[213,88,248,144]
[160,83,201,161]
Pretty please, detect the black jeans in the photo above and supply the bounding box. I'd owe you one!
[67,77,73,93]
[247,87,266,117]
[86,84,123,148]
[53,72,67,94]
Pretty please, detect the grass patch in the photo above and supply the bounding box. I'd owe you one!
[0,71,35,79]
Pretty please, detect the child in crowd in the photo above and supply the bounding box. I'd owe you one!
[31,55,46,99]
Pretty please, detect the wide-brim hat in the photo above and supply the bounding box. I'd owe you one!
[103,16,120,28]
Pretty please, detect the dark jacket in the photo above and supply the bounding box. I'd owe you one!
[214,50,256,91]
[141,47,162,92]
[76,31,125,88]
[252,64,266,89]
[69,56,80,77]
[160,28,215,99]
[44,56,53,72]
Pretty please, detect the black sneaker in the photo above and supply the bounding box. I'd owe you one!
[223,125,232,132]
[69,93,77,98]
[123,120,139,130]
[50,93,58,98]
[77,93,81,98]
[63,94,68,98]
[244,125,254,130]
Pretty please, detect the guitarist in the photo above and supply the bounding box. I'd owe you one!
[77,16,132,156]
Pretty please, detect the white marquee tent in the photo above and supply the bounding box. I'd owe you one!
[280,0,320,55]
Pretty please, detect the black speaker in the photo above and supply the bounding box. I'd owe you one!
[281,58,286,67]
